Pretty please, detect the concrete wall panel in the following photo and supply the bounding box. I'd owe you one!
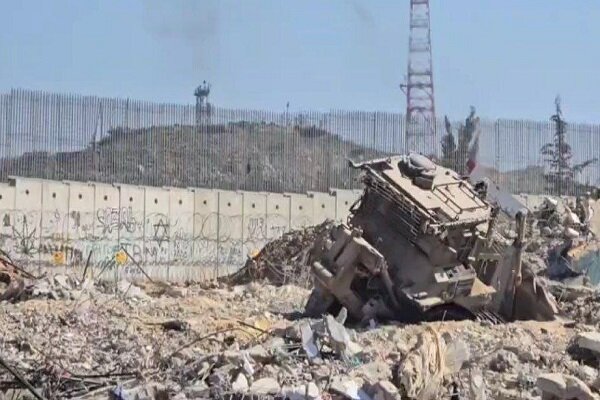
[242,191,268,258]
[333,189,361,224]
[168,187,194,266]
[289,193,314,229]
[0,178,423,283]
[143,187,170,279]
[217,190,244,274]
[0,183,15,254]
[117,184,145,280]
[265,193,290,240]
[92,183,120,280]
[309,191,336,225]
[9,178,43,269]
[40,181,70,267]
[66,181,95,272]
[191,188,219,275]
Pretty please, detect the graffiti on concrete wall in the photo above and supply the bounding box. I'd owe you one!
[190,212,290,266]
[8,212,40,257]
[38,242,84,265]
[96,206,139,234]
[0,202,320,274]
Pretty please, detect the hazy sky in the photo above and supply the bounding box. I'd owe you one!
[1,0,599,122]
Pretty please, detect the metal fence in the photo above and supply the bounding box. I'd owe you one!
[1,88,599,195]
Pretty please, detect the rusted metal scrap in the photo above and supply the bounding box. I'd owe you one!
[0,250,27,302]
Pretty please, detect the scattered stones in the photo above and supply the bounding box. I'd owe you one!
[372,380,401,400]
[247,344,270,363]
[163,285,188,298]
[330,378,371,400]
[576,331,600,354]
[183,384,210,399]
[231,373,249,392]
[469,373,487,400]
[250,377,281,395]
[489,350,519,373]
[284,381,320,400]
[537,373,597,400]
[300,321,319,360]
[325,314,352,359]
[0,209,599,400]
[117,279,151,300]
[224,221,334,288]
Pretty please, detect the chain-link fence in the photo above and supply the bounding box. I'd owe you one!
[1,88,599,195]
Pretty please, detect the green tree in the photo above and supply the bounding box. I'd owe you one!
[440,107,479,174]
[440,116,457,169]
[541,96,597,195]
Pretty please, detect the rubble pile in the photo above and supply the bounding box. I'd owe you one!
[552,282,600,326]
[3,275,600,399]
[1,152,600,398]
[226,220,334,288]
[0,275,313,399]
[489,194,599,284]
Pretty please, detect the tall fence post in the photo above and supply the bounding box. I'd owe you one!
[1,88,599,197]
[6,89,14,163]
[494,119,500,183]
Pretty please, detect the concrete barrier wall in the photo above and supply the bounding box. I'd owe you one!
[0,177,361,282]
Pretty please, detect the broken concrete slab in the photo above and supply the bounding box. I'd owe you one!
[183,384,210,399]
[372,380,401,400]
[283,381,320,400]
[301,321,320,360]
[116,280,150,300]
[250,377,281,395]
[353,361,392,385]
[576,331,600,355]
[231,373,249,392]
[325,314,351,355]
[469,373,487,400]
[330,378,372,400]
[537,373,597,400]
[164,285,188,298]
[247,344,271,363]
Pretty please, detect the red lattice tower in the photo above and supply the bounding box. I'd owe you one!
[401,0,436,154]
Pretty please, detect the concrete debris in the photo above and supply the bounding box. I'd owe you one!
[283,381,320,400]
[325,314,353,359]
[372,380,402,400]
[117,280,151,301]
[250,377,281,395]
[231,373,249,392]
[0,271,599,399]
[0,159,599,399]
[300,321,319,360]
[329,378,372,400]
[469,372,487,400]
[576,331,600,355]
[537,373,598,400]
[489,349,519,372]
[225,220,334,288]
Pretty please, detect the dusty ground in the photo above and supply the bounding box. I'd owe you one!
[0,276,598,400]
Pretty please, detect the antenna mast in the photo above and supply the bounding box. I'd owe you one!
[401,0,436,154]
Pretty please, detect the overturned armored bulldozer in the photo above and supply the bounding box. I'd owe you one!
[305,153,557,322]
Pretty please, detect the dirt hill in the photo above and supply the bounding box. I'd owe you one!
[2,122,587,195]
[0,123,384,193]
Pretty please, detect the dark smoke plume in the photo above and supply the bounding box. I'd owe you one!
[142,0,220,71]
